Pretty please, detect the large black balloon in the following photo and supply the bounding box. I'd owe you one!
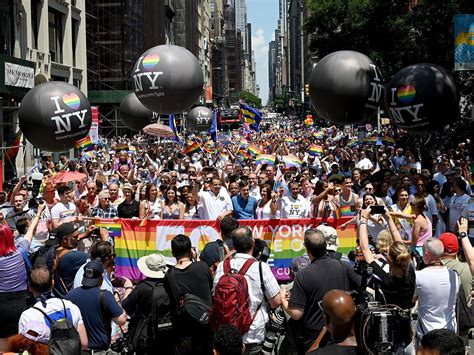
[19,82,92,152]
[308,50,384,124]
[385,63,458,133]
[132,45,204,114]
[187,106,213,132]
[119,93,156,130]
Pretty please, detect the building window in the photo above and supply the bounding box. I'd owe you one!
[72,19,79,67]
[51,75,68,82]
[48,8,63,63]
[73,78,81,89]
[0,2,14,55]
[31,0,39,49]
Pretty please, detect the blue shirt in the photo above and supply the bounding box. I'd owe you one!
[232,195,257,220]
[66,287,123,350]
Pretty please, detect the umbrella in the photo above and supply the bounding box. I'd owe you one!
[51,171,87,184]
[142,123,175,138]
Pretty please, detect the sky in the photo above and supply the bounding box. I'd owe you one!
[247,0,279,106]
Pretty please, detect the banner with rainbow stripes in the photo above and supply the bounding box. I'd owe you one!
[101,218,356,281]
[308,144,324,156]
[75,136,93,152]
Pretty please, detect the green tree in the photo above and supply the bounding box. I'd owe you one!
[238,91,262,108]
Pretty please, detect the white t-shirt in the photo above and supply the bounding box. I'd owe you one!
[50,201,78,223]
[249,186,261,201]
[278,194,310,219]
[19,298,83,340]
[356,158,373,170]
[198,187,233,220]
[415,267,459,338]
[448,194,471,231]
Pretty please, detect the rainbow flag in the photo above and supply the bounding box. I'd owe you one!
[347,138,360,148]
[309,144,324,156]
[183,141,201,155]
[382,136,396,145]
[114,143,129,152]
[219,150,229,161]
[128,146,137,154]
[336,206,356,219]
[95,221,122,240]
[283,155,302,168]
[248,144,263,156]
[284,137,294,144]
[313,132,324,139]
[363,136,377,144]
[75,136,93,152]
[256,154,276,165]
[239,138,249,147]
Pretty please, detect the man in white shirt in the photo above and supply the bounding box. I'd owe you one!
[356,151,373,171]
[276,181,310,219]
[248,173,261,201]
[18,267,88,349]
[448,177,471,232]
[195,177,233,220]
[50,185,78,229]
[414,238,460,340]
[433,159,451,188]
[213,227,281,353]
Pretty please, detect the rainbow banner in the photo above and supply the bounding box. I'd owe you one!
[248,144,263,156]
[75,136,93,152]
[183,142,201,155]
[105,218,356,281]
[256,154,276,165]
[114,143,129,152]
[283,155,302,168]
[309,144,324,156]
[284,137,295,144]
[95,221,122,240]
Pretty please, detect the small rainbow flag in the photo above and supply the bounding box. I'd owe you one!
[284,137,294,144]
[256,154,276,165]
[95,221,122,240]
[248,144,263,156]
[219,150,229,160]
[363,136,377,144]
[309,144,324,156]
[183,142,201,155]
[313,132,324,139]
[240,138,249,147]
[115,143,129,152]
[283,155,302,168]
[75,136,93,151]
[347,138,360,148]
[382,136,396,145]
[128,146,137,154]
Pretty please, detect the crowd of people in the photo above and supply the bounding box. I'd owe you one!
[0,115,472,354]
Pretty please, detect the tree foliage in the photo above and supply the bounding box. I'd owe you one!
[238,91,262,108]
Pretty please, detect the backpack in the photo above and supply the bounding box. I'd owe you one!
[167,268,211,325]
[33,299,81,355]
[126,281,173,352]
[210,258,264,335]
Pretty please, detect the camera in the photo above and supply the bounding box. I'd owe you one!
[262,307,286,354]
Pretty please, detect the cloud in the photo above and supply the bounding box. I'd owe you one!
[252,28,269,104]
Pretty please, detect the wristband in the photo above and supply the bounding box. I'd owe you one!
[458,232,468,240]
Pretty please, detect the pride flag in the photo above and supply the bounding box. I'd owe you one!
[114,143,129,152]
[313,132,324,139]
[336,206,356,219]
[256,154,276,165]
[239,138,249,147]
[95,221,122,240]
[363,136,377,144]
[284,137,295,144]
[248,144,263,156]
[240,104,262,131]
[75,136,93,152]
[309,144,324,156]
[382,136,396,145]
[283,155,302,168]
[183,141,201,155]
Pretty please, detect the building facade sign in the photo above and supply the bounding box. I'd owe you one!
[4,62,34,88]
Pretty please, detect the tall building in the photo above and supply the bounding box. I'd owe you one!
[0,0,88,177]
[86,0,175,136]
[224,1,242,102]
[199,0,212,104]
[268,40,277,102]
[210,0,228,106]
[234,0,247,51]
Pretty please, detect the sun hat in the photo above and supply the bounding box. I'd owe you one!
[137,253,168,278]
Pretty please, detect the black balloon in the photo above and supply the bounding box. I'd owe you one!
[385,63,458,133]
[187,106,213,132]
[119,93,156,130]
[19,82,92,152]
[132,44,204,114]
[308,50,384,124]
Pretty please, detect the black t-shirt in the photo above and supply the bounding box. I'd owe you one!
[289,255,361,350]
[65,287,123,350]
[117,200,139,218]
[370,261,416,310]
[308,344,360,354]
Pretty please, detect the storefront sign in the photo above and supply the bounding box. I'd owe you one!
[4,62,34,88]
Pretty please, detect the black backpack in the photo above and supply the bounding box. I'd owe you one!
[126,281,173,352]
[33,299,81,355]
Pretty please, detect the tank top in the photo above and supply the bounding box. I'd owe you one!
[414,214,433,247]
[162,204,180,220]
[338,192,357,217]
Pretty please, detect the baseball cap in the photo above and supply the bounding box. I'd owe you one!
[19,320,50,344]
[82,260,104,287]
[46,222,80,246]
[439,232,459,254]
[316,224,339,251]
[137,253,168,279]
[290,255,310,274]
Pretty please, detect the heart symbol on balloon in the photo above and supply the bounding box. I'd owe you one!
[143,54,160,71]
[397,86,416,105]
[62,93,81,110]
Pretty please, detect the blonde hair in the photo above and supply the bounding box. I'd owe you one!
[389,241,411,269]
[376,230,393,254]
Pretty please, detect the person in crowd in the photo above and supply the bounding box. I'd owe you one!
[5,193,29,232]
[334,176,360,218]
[86,180,99,207]
[50,185,78,229]
[351,168,363,194]
[214,226,281,354]
[91,190,118,219]
[123,253,173,354]
[0,204,44,351]
[448,177,471,232]
[414,238,460,341]
[213,324,244,355]
[108,183,123,206]
[425,180,447,237]
[433,159,451,189]
[18,267,88,349]
[255,183,277,219]
[277,181,311,219]
[402,197,432,254]
[280,228,361,354]
[248,173,261,201]
[232,181,257,220]
[6,320,50,355]
[417,329,466,355]
[312,180,337,218]
[307,290,358,354]
[389,187,414,242]
[229,182,240,198]
[315,224,351,264]
[139,183,162,220]
[117,183,140,218]
[164,234,213,354]
[183,190,200,219]
[410,178,438,228]
[374,181,393,207]
[66,260,127,353]
[194,177,233,221]
[161,186,185,220]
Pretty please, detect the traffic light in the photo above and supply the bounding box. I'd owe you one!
[305,83,310,96]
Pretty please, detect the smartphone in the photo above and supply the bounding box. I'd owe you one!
[370,205,385,215]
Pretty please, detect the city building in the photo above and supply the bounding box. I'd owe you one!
[0,0,88,178]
